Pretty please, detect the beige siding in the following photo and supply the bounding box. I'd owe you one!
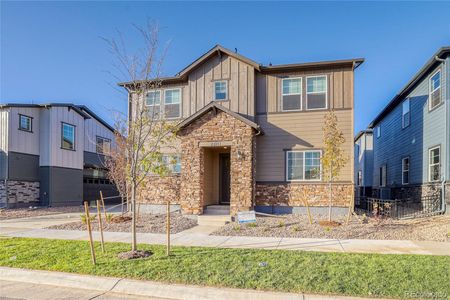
[84,117,115,153]
[40,107,84,169]
[187,54,256,118]
[0,108,9,179]
[256,109,354,182]
[258,67,354,113]
[8,107,41,156]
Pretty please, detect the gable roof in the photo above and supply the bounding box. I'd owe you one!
[118,45,364,88]
[177,102,262,135]
[369,46,450,128]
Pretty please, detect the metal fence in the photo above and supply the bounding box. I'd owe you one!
[355,195,443,219]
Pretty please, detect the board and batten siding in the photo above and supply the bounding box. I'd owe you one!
[372,63,447,188]
[39,107,85,170]
[83,116,115,154]
[256,109,353,182]
[0,108,9,179]
[257,67,354,114]
[7,107,40,156]
[354,133,373,187]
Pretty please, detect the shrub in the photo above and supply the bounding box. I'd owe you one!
[233,224,241,232]
[247,222,258,228]
[80,214,96,224]
[277,220,285,228]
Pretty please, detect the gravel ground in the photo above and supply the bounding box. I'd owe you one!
[212,214,450,242]
[47,212,197,234]
[0,206,84,220]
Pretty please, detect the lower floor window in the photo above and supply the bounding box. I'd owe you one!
[162,154,181,174]
[429,146,440,182]
[402,157,409,185]
[286,150,321,181]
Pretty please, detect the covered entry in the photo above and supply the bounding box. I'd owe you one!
[177,102,262,215]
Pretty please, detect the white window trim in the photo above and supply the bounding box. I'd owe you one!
[214,80,228,101]
[428,69,441,111]
[379,164,386,187]
[306,75,328,111]
[281,77,302,112]
[402,99,410,129]
[145,90,162,116]
[402,157,410,185]
[285,150,322,182]
[428,146,441,182]
[163,88,182,119]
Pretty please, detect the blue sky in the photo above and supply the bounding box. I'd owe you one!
[1,1,449,133]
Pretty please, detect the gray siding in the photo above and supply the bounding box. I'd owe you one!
[83,115,115,153]
[8,152,40,181]
[8,107,40,156]
[354,132,373,187]
[39,166,83,206]
[373,63,447,188]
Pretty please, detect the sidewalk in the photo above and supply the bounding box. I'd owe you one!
[1,213,449,256]
[0,267,386,300]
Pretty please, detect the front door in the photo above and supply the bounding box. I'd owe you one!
[219,153,230,204]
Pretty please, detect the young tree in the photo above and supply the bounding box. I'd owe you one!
[104,21,177,253]
[322,111,348,222]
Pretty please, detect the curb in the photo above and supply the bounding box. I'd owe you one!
[0,267,374,300]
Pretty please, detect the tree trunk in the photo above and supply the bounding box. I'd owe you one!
[328,166,332,222]
[131,182,137,251]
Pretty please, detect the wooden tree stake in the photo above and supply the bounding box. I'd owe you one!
[100,191,107,221]
[304,199,313,225]
[96,200,105,253]
[84,201,96,265]
[166,199,170,256]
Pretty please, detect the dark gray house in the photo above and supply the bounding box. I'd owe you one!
[0,103,117,208]
[367,47,449,212]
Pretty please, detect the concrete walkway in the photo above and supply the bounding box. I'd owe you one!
[0,267,386,300]
[1,213,449,256]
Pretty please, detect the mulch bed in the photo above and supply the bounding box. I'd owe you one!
[212,214,450,242]
[0,206,84,220]
[47,212,197,234]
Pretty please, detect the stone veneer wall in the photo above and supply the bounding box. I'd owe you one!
[376,183,442,201]
[137,175,181,205]
[0,180,40,207]
[179,110,255,215]
[255,183,353,207]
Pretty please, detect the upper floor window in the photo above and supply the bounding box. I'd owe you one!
[19,114,32,132]
[379,164,386,187]
[402,157,410,185]
[146,90,161,118]
[162,154,181,174]
[429,146,440,182]
[281,78,302,111]
[429,70,441,110]
[96,136,111,155]
[306,76,327,110]
[402,99,410,128]
[164,89,181,119]
[214,81,228,101]
[376,125,381,138]
[61,122,75,150]
[286,150,321,181]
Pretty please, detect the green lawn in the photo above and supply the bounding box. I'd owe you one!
[0,237,449,299]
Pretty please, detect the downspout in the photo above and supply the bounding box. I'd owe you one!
[435,56,447,213]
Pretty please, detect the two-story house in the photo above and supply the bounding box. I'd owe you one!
[366,46,449,211]
[119,45,364,216]
[0,103,117,208]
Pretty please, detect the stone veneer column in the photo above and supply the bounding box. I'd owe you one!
[178,110,256,215]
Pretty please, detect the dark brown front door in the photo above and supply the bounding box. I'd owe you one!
[219,153,230,204]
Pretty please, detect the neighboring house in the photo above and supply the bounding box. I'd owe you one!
[120,45,364,216]
[0,103,117,208]
[354,129,373,197]
[367,46,449,210]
